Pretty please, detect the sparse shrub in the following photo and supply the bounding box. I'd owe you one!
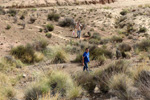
[29,17,36,24]
[134,39,150,51]
[0,72,15,100]
[48,71,75,97]
[25,81,49,100]
[34,52,44,62]
[87,32,91,37]
[0,7,5,15]
[120,9,129,15]
[89,38,100,44]
[33,40,48,51]
[67,86,82,99]
[111,36,123,43]
[92,32,101,40]
[39,28,43,32]
[135,70,150,100]
[45,33,52,38]
[20,15,25,20]
[90,46,113,61]
[6,25,11,30]
[7,9,17,16]
[10,44,37,63]
[45,24,54,32]
[74,53,83,63]
[109,73,134,100]
[51,50,68,64]
[95,60,129,93]
[118,43,132,52]
[47,13,60,21]
[100,38,109,44]
[76,72,96,94]
[139,27,147,33]
[59,17,75,27]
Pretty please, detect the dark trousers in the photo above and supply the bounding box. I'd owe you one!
[83,62,88,71]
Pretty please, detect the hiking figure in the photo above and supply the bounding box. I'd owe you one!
[75,21,82,39]
[82,48,90,71]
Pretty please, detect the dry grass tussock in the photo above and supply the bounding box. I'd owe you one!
[0,72,15,100]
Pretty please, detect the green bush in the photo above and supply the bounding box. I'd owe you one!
[45,33,52,38]
[47,13,60,21]
[45,24,54,32]
[59,17,75,27]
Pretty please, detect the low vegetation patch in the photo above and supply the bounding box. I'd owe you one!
[45,24,54,32]
[59,17,75,27]
[25,70,82,100]
[10,44,44,64]
[47,13,60,21]
[7,9,17,16]
[134,39,150,51]
[51,50,68,64]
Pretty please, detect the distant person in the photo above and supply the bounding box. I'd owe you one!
[76,21,82,39]
[82,48,90,71]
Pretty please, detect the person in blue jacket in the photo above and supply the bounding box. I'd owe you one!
[82,48,90,71]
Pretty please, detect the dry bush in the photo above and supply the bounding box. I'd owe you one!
[75,72,96,94]
[45,33,52,38]
[11,44,35,63]
[0,56,23,71]
[0,7,5,15]
[137,71,150,100]
[7,9,17,16]
[29,17,36,24]
[118,43,132,52]
[111,36,123,43]
[139,27,147,33]
[90,46,113,60]
[134,39,150,52]
[95,60,129,93]
[33,40,48,52]
[47,13,60,21]
[51,50,68,64]
[45,24,54,32]
[11,44,44,64]
[109,73,135,100]
[25,70,81,100]
[0,72,15,100]
[59,17,75,27]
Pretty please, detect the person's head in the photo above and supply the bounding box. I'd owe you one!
[77,20,80,24]
[85,48,89,53]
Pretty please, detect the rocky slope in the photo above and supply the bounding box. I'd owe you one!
[0,0,116,8]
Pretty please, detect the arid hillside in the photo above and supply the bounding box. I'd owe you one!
[1,0,150,100]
